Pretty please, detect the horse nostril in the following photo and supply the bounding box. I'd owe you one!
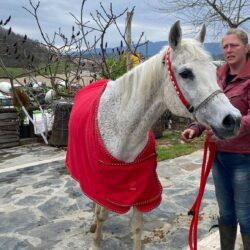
[222,114,236,129]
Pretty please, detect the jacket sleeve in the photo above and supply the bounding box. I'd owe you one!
[238,87,250,136]
[189,122,206,137]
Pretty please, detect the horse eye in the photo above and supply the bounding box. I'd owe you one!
[179,69,194,80]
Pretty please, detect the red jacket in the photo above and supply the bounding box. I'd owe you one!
[191,54,250,153]
[66,80,162,214]
[215,54,250,153]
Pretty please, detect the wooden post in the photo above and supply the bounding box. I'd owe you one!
[126,11,133,71]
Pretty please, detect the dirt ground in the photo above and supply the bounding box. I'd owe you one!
[0,71,95,88]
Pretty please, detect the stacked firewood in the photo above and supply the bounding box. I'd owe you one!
[0,112,19,149]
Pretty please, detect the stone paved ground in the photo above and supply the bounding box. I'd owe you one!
[0,143,244,250]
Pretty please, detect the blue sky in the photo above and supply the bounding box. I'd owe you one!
[0,0,213,47]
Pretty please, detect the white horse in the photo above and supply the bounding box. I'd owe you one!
[66,21,241,250]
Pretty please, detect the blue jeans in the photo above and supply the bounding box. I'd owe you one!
[212,152,250,233]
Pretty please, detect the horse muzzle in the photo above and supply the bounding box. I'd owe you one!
[211,114,242,139]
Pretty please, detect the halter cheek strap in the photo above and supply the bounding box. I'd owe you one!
[165,48,194,113]
[165,47,223,114]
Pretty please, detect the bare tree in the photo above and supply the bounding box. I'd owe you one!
[0,1,147,144]
[0,0,146,102]
[20,0,145,89]
[125,11,133,71]
[155,0,250,37]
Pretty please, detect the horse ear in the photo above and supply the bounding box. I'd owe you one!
[195,24,206,43]
[168,20,182,50]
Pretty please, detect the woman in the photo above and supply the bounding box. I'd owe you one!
[182,28,250,250]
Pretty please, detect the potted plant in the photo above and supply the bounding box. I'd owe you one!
[16,107,30,138]
[13,88,31,138]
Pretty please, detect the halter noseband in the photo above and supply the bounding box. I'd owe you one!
[165,47,223,114]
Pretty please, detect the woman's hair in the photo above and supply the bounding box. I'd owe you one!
[222,28,248,45]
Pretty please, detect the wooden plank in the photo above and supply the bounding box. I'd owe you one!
[0,125,19,131]
[0,111,25,149]
[0,141,19,149]
[0,121,19,127]
[0,108,16,113]
[0,113,18,120]
[0,134,19,139]
[0,136,19,143]
[0,131,19,136]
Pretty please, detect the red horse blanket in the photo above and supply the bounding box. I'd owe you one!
[66,80,162,214]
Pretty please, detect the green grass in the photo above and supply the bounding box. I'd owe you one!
[37,60,75,75]
[0,60,74,78]
[0,67,27,78]
[156,130,204,161]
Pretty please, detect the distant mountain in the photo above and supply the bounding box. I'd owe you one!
[204,43,223,58]
[73,40,223,60]
[137,41,223,58]
[0,26,49,68]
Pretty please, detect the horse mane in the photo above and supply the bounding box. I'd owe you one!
[115,38,212,110]
[116,50,164,109]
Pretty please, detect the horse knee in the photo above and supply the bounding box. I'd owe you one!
[90,222,97,233]
[133,227,142,234]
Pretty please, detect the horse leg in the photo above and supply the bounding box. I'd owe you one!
[91,204,109,250]
[90,203,98,233]
[131,207,143,250]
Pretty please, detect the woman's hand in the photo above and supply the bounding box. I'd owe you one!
[181,128,197,143]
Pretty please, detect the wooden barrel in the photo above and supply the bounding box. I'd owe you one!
[49,100,73,146]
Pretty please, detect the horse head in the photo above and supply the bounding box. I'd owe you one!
[163,21,241,139]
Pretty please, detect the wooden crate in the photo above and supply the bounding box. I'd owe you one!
[0,112,20,149]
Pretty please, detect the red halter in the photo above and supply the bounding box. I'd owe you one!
[165,47,222,114]
[165,47,194,113]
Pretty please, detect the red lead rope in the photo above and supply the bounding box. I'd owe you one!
[188,134,217,250]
